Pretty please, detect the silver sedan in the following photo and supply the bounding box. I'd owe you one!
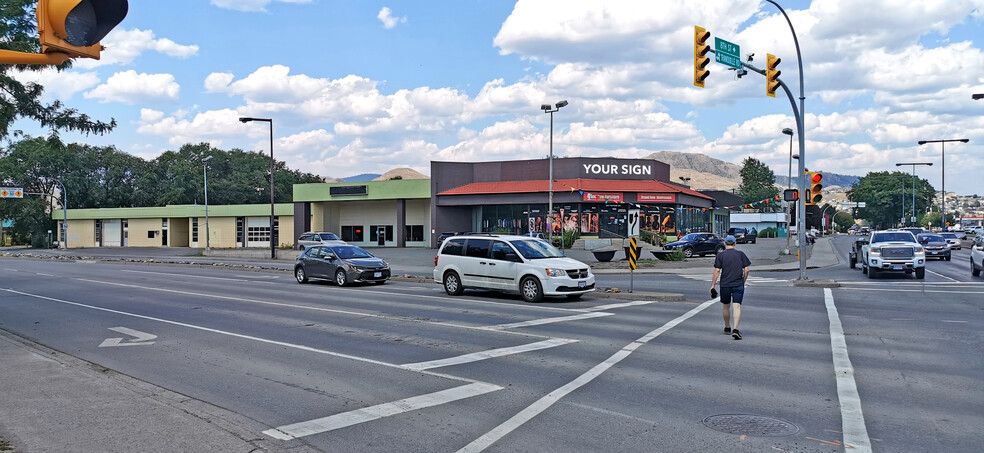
[294,245,391,286]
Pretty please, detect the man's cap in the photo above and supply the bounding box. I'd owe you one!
[725,235,737,244]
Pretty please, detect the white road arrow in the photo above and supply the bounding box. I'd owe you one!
[99,327,157,347]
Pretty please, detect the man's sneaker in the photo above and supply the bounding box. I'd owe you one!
[723,327,732,335]
[732,329,742,340]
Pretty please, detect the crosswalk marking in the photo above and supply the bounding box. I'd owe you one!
[678,274,788,285]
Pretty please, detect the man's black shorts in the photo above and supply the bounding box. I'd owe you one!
[719,285,745,304]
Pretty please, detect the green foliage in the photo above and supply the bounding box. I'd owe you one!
[738,157,780,211]
[551,229,580,248]
[919,211,955,230]
[662,248,686,261]
[759,227,777,238]
[849,171,935,228]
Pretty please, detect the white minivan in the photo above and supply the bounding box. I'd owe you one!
[433,233,595,302]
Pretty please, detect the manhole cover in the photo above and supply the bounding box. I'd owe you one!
[702,414,799,437]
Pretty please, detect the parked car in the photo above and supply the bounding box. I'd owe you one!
[726,227,757,244]
[917,233,951,261]
[296,232,346,250]
[663,232,726,258]
[972,236,984,277]
[848,236,869,269]
[939,232,962,250]
[433,233,595,302]
[294,245,390,286]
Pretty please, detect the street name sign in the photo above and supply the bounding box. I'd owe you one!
[714,37,741,69]
[841,202,867,209]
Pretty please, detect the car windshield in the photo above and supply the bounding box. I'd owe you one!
[940,233,957,239]
[872,232,916,243]
[331,245,373,259]
[509,239,564,259]
[681,233,702,242]
[918,235,945,244]
[318,233,340,240]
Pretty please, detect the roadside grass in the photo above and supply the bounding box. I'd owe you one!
[0,436,14,452]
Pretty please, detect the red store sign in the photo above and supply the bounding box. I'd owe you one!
[638,193,676,203]
[583,192,623,203]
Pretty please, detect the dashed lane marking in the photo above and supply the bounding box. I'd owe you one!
[678,274,788,284]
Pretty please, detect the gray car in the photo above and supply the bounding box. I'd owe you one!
[294,245,390,286]
[296,232,347,250]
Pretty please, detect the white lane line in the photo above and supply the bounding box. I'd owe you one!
[458,298,718,453]
[263,382,501,440]
[73,278,553,339]
[4,269,18,272]
[401,338,579,371]
[580,300,656,312]
[35,272,55,277]
[925,269,959,282]
[824,288,872,453]
[121,269,272,284]
[0,287,480,385]
[489,312,612,330]
[941,320,968,323]
[836,287,984,295]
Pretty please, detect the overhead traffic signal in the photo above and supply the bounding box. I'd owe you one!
[38,0,129,59]
[766,53,781,98]
[694,26,711,88]
[805,171,823,206]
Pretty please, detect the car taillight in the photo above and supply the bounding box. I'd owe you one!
[434,256,439,266]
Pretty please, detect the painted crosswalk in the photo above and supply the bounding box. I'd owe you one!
[678,274,789,285]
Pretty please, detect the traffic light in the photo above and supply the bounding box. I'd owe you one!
[805,171,823,206]
[694,26,711,88]
[37,0,129,59]
[766,53,781,98]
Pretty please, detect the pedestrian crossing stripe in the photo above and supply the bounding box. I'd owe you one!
[679,274,788,284]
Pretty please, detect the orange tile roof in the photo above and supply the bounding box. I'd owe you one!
[437,178,713,200]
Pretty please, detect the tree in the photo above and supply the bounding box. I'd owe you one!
[0,1,116,138]
[737,157,779,211]
[848,171,935,229]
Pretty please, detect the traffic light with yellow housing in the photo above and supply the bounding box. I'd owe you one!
[766,53,781,98]
[805,171,823,206]
[38,0,129,59]
[694,26,711,88]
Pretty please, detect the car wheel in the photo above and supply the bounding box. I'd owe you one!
[443,271,464,295]
[715,246,725,255]
[298,245,306,251]
[335,269,349,287]
[861,264,867,274]
[565,293,583,300]
[972,259,981,277]
[945,255,951,261]
[682,247,694,258]
[374,280,386,285]
[849,256,856,269]
[915,267,925,279]
[294,266,308,284]
[752,239,756,244]
[520,276,544,303]
[867,267,877,279]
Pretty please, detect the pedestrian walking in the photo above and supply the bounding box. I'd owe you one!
[710,235,750,340]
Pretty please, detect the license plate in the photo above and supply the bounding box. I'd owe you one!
[892,265,903,270]
[374,272,382,277]
[578,281,586,288]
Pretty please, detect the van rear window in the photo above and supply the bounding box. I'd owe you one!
[441,238,466,256]
[465,239,492,258]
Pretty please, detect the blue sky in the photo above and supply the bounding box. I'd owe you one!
[12,0,984,195]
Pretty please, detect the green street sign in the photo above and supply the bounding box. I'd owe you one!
[715,37,741,69]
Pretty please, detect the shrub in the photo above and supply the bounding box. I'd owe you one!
[663,249,686,261]
[760,227,778,238]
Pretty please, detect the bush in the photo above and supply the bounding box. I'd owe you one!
[760,227,778,238]
[662,249,686,261]
[551,229,579,248]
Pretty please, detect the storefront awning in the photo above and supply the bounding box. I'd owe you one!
[437,178,714,201]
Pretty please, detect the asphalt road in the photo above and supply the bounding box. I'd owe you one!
[0,246,982,452]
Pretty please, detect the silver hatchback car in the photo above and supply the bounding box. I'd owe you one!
[294,245,390,286]
[296,231,346,250]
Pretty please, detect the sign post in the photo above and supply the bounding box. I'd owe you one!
[628,237,638,293]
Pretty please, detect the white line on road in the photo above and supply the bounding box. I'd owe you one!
[263,382,502,440]
[489,312,612,330]
[35,272,54,277]
[401,338,578,371]
[579,300,656,312]
[926,269,960,282]
[836,287,984,295]
[824,288,872,452]
[458,298,718,453]
[121,269,274,283]
[941,320,968,323]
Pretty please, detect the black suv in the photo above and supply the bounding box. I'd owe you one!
[727,227,757,244]
[663,232,726,258]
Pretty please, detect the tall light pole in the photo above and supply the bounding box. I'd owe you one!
[203,155,213,251]
[782,127,795,252]
[895,162,932,227]
[917,139,968,231]
[240,117,276,259]
[540,100,568,243]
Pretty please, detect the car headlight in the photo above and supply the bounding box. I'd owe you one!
[545,268,566,277]
[914,247,924,254]
[870,247,881,255]
[347,264,359,272]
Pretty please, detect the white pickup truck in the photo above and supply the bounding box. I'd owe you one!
[861,230,926,279]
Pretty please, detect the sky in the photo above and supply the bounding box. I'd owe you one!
[12,0,984,195]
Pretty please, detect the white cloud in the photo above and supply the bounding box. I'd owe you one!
[84,70,180,104]
[9,68,100,101]
[378,7,407,29]
[73,29,198,69]
[210,0,312,13]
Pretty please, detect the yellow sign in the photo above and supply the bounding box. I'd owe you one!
[628,237,638,270]
[1,187,24,198]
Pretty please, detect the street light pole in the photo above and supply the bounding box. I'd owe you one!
[782,127,794,252]
[203,156,213,251]
[239,117,276,259]
[540,100,568,244]
[895,162,932,228]
[917,139,968,231]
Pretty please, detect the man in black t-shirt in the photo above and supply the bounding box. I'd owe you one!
[711,235,751,340]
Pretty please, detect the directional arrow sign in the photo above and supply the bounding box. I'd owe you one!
[99,327,157,347]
